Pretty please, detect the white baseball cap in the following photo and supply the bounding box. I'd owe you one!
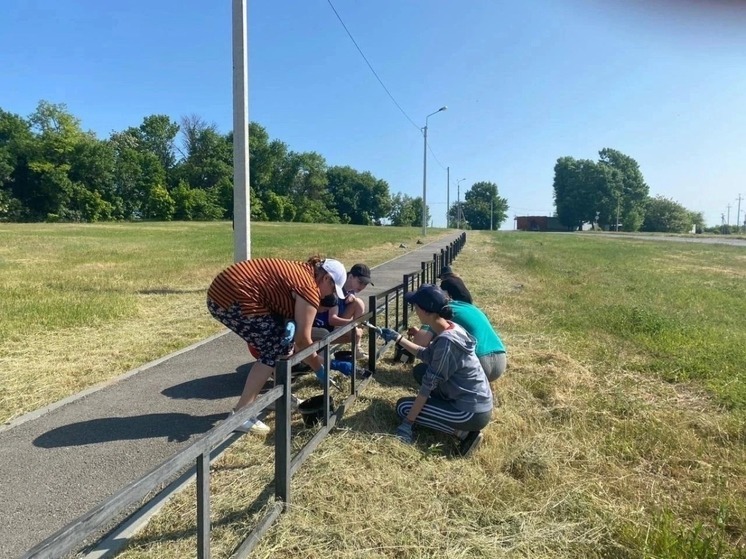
[321,259,346,299]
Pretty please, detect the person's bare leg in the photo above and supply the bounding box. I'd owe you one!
[340,298,365,346]
[234,362,274,410]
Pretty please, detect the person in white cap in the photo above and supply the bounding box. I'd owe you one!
[207,256,347,434]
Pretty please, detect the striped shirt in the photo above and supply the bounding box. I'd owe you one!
[207,258,320,318]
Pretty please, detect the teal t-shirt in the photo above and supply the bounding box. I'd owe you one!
[449,301,505,357]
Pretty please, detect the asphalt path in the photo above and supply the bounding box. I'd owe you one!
[0,232,464,559]
[579,232,746,247]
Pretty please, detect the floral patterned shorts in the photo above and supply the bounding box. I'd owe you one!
[207,297,290,367]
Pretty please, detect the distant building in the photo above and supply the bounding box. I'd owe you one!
[515,216,567,232]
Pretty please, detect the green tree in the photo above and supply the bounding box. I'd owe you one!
[460,181,509,230]
[689,210,705,233]
[553,157,604,230]
[20,101,90,220]
[109,131,167,219]
[178,116,232,193]
[68,135,118,220]
[598,148,649,231]
[553,149,649,231]
[641,196,694,233]
[0,109,33,220]
[280,151,337,223]
[327,165,392,225]
[390,193,425,227]
[133,115,180,177]
[247,123,288,220]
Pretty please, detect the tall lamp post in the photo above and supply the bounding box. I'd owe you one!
[456,177,466,229]
[232,0,250,262]
[422,106,447,236]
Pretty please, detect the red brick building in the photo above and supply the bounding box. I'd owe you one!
[515,216,567,232]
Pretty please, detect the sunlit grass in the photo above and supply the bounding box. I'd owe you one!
[115,230,744,558]
[3,225,745,558]
[0,221,445,423]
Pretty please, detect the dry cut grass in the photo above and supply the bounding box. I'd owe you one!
[117,232,745,559]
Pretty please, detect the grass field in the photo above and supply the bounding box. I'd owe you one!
[2,224,745,558]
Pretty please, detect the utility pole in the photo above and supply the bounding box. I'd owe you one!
[232,0,250,261]
[454,178,465,230]
[737,194,743,234]
[446,166,450,228]
[490,196,493,231]
[616,194,621,232]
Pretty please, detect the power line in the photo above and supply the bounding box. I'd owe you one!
[427,141,446,170]
[326,0,420,131]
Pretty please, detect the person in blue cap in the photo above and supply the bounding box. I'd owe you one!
[379,284,493,457]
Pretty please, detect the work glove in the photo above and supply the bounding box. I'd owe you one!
[281,321,295,347]
[380,327,400,344]
[315,365,341,391]
[395,421,414,444]
[330,359,353,377]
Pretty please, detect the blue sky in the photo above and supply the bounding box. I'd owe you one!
[2,0,745,228]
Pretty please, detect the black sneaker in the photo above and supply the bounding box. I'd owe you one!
[457,431,483,458]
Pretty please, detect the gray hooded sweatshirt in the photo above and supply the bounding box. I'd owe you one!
[416,322,493,414]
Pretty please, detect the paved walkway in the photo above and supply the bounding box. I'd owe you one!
[0,232,465,559]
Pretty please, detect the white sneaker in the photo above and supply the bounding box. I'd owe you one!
[234,415,271,435]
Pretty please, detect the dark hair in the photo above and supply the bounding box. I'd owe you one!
[437,305,453,320]
[307,255,326,279]
[319,293,338,307]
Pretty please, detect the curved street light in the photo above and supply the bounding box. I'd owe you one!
[422,106,447,236]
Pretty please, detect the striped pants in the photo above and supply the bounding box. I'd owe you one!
[395,396,491,435]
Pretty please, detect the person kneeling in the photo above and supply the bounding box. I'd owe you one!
[380,284,493,457]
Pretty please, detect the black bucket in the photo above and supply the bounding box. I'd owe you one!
[334,350,353,362]
[298,394,334,427]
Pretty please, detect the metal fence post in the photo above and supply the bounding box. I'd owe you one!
[369,294,377,375]
[197,452,210,559]
[275,360,291,509]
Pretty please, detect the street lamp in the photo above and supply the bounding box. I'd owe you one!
[456,177,466,229]
[422,106,447,236]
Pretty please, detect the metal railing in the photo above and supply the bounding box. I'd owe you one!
[21,232,467,559]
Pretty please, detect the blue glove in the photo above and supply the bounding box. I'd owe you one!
[396,421,414,444]
[380,327,400,344]
[315,366,327,383]
[281,321,295,347]
[330,359,353,377]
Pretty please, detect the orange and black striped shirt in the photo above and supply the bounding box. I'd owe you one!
[207,258,320,318]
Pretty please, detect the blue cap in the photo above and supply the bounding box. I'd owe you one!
[405,284,449,313]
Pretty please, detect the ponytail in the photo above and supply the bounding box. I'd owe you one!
[438,305,454,320]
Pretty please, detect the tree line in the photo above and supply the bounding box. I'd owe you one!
[552,148,706,233]
[0,100,508,229]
